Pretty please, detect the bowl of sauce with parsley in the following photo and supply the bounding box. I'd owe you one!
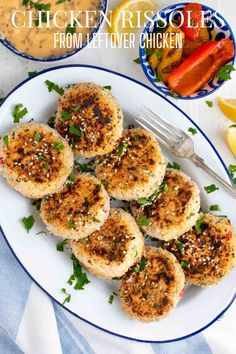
[0,0,107,61]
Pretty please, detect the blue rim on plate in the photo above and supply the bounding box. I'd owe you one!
[140,2,236,100]
[0,0,107,62]
[0,64,235,343]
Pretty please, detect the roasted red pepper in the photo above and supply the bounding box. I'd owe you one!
[168,39,235,97]
[181,3,202,41]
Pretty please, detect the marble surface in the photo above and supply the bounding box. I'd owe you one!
[0,0,236,353]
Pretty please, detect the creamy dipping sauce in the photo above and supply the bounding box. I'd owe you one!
[0,0,102,58]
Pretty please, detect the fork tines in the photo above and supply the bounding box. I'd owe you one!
[136,107,185,149]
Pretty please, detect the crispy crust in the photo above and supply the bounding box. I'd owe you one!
[119,246,185,322]
[70,208,144,279]
[130,169,200,240]
[55,83,123,158]
[163,213,236,286]
[40,174,110,240]
[0,123,73,199]
[95,128,166,201]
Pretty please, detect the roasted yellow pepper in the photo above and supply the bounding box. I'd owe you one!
[183,27,210,58]
[157,25,185,83]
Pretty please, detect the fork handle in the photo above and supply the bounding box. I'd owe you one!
[191,154,236,198]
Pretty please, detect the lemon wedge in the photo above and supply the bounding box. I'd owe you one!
[226,125,236,156]
[110,0,158,45]
[218,97,236,122]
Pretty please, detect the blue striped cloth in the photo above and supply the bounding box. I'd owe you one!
[0,231,213,354]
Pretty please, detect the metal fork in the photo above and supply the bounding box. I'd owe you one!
[136,107,236,198]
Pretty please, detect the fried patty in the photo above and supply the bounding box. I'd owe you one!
[40,174,110,240]
[163,213,236,286]
[55,83,123,158]
[95,128,166,201]
[70,208,144,279]
[119,246,185,322]
[130,169,200,241]
[0,123,73,199]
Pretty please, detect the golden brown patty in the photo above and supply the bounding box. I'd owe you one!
[40,174,110,240]
[70,208,144,279]
[0,123,73,199]
[95,128,166,201]
[130,169,200,240]
[55,83,123,158]
[163,214,236,286]
[119,246,185,322]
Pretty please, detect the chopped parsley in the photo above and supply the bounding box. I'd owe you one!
[68,173,75,182]
[175,239,183,251]
[2,135,9,147]
[61,288,71,305]
[68,254,90,290]
[154,72,162,82]
[61,111,72,121]
[103,86,112,90]
[154,48,162,59]
[31,199,41,210]
[117,140,128,158]
[228,164,236,185]
[57,239,68,252]
[206,100,213,107]
[22,215,35,233]
[194,216,205,234]
[74,104,81,112]
[52,141,64,151]
[44,162,49,170]
[137,215,152,226]
[133,57,141,64]
[180,261,189,269]
[133,135,140,141]
[169,90,178,100]
[160,182,168,193]
[137,189,159,206]
[204,184,219,194]
[13,104,28,123]
[210,204,221,211]
[82,237,89,245]
[28,71,38,78]
[69,125,84,138]
[34,132,41,142]
[45,80,64,95]
[76,162,93,173]
[133,257,147,273]
[167,161,181,170]
[128,124,135,129]
[217,64,235,81]
[66,20,77,35]
[108,292,118,304]
[47,116,55,128]
[68,221,75,229]
[47,116,56,129]
[25,0,51,11]
[188,127,197,136]
[137,197,150,206]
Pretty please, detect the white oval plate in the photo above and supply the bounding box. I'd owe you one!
[0,65,235,343]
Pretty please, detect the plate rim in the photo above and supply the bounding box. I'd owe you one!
[0,64,235,343]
